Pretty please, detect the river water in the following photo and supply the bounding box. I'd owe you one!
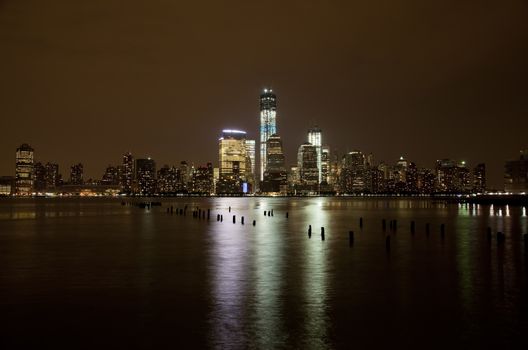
[0,198,527,349]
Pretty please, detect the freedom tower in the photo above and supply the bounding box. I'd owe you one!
[259,88,277,182]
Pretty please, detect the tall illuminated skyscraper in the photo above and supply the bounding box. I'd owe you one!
[307,126,322,183]
[15,143,34,195]
[321,145,330,184]
[245,139,256,177]
[122,152,134,194]
[218,129,252,194]
[259,88,277,182]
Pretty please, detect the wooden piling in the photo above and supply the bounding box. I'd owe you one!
[241,216,244,225]
[349,231,354,246]
[321,227,325,241]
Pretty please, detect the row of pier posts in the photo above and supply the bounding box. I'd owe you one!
[157,203,528,250]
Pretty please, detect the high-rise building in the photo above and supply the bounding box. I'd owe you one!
[70,163,84,185]
[405,162,418,193]
[297,143,319,193]
[418,168,436,194]
[0,176,14,196]
[321,146,330,184]
[192,163,214,194]
[136,158,156,195]
[473,163,486,193]
[157,165,178,194]
[34,162,47,192]
[435,159,470,193]
[245,139,256,177]
[505,150,528,193]
[122,152,134,193]
[179,161,191,192]
[101,165,120,186]
[15,143,34,195]
[307,126,322,184]
[340,150,366,193]
[259,89,277,182]
[395,156,408,184]
[261,134,287,193]
[45,163,60,189]
[218,129,252,194]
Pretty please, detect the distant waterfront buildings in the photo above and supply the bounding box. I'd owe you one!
[15,143,34,195]
[101,165,120,186]
[45,163,60,189]
[0,176,15,196]
[70,163,84,185]
[435,159,470,193]
[34,162,47,192]
[473,163,486,193]
[136,158,156,195]
[259,89,277,182]
[505,150,528,193]
[192,163,214,195]
[340,150,367,193]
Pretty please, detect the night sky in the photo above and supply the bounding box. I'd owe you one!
[1,0,527,188]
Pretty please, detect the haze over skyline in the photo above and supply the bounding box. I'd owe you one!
[1,0,527,188]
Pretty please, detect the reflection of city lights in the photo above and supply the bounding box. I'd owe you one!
[523,207,527,217]
[505,205,510,217]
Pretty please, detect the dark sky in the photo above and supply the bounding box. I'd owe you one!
[1,0,527,188]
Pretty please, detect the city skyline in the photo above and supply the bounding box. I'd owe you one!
[1,1,527,188]
[0,84,525,189]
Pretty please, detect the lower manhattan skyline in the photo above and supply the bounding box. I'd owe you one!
[2,2,528,349]
[1,0,527,189]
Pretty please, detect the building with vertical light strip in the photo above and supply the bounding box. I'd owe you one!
[245,139,256,177]
[259,89,277,183]
[308,126,322,184]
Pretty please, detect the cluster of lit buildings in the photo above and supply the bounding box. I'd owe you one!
[2,89,528,197]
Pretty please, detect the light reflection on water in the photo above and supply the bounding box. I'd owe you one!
[301,200,330,350]
[0,197,527,348]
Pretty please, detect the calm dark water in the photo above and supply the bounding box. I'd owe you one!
[0,197,527,349]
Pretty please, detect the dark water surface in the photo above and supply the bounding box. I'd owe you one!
[0,198,527,349]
